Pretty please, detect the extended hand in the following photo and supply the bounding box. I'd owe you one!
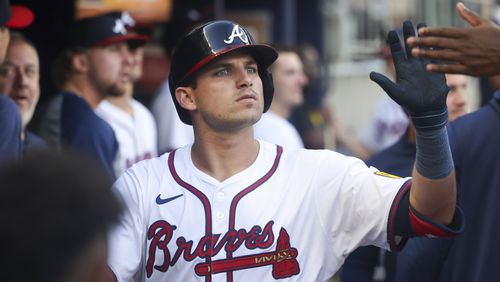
[407,2,500,77]
[370,21,449,130]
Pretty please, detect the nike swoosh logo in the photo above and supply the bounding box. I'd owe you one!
[156,194,183,205]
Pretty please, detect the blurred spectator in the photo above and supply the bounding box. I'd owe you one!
[0,151,122,282]
[254,44,308,149]
[38,12,147,180]
[0,0,34,161]
[291,43,330,149]
[0,32,48,155]
[96,16,158,176]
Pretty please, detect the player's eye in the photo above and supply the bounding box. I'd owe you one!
[214,68,229,77]
[246,66,257,74]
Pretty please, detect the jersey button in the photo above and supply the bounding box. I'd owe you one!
[216,191,225,199]
[216,212,224,219]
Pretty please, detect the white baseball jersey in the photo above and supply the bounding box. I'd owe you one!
[96,99,158,177]
[108,140,411,282]
[254,111,304,150]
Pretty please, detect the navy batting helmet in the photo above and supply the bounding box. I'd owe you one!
[168,20,278,125]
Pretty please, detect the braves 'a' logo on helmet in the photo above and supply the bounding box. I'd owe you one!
[224,24,249,44]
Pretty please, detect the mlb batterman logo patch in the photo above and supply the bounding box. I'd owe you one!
[374,171,401,179]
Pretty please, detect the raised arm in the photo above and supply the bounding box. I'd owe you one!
[407,2,500,77]
[370,21,456,225]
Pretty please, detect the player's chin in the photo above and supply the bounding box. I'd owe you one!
[107,84,128,97]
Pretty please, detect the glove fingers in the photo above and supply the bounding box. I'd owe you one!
[387,30,406,70]
[416,22,427,31]
[403,21,416,60]
[369,72,401,105]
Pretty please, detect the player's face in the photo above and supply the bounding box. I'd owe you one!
[181,50,264,131]
[86,42,132,98]
[0,40,40,128]
[445,74,468,122]
[271,52,307,109]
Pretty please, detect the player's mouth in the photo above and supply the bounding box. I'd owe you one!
[236,91,257,102]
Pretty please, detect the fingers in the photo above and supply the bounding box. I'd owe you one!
[369,72,400,103]
[403,21,416,60]
[411,46,461,61]
[407,36,458,50]
[417,26,465,38]
[456,2,484,27]
[387,30,406,68]
[416,23,427,31]
[425,63,470,74]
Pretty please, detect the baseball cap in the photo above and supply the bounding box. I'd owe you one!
[68,11,149,49]
[0,0,34,28]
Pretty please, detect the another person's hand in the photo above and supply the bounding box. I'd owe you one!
[407,2,500,77]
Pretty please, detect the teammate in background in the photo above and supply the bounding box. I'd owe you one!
[38,12,147,180]
[0,151,122,282]
[390,5,500,281]
[0,32,48,155]
[0,0,34,161]
[254,44,308,149]
[96,14,158,177]
[407,2,500,77]
[106,21,463,281]
[341,73,468,282]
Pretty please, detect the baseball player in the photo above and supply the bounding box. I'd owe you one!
[107,20,464,281]
[96,13,158,176]
[38,12,147,180]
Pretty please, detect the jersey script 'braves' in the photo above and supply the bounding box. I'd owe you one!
[107,140,458,282]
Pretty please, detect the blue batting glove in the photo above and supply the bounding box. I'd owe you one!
[370,21,450,131]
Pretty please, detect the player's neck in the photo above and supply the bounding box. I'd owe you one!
[106,85,134,116]
[191,129,259,182]
[269,103,291,119]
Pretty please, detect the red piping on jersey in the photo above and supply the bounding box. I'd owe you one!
[387,179,412,251]
[226,145,283,281]
[168,150,213,282]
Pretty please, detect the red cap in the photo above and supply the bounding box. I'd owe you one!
[6,5,34,28]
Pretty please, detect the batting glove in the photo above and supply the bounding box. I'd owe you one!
[370,21,450,131]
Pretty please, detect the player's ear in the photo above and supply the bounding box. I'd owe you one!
[175,87,197,111]
[71,52,89,73]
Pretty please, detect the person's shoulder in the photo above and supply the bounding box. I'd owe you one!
[0,95,19,114]
[120,151,172,181]
[25,130,48,149]
[131,99,155,120]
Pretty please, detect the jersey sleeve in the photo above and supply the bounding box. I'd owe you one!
[107,167,147,282]
[313,152,408,256]
[313,151,463,257]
